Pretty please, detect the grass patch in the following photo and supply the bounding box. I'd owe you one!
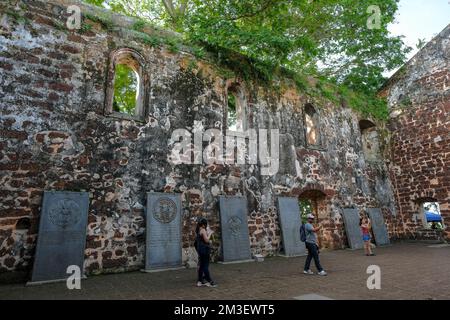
[84,12,114,31]
[165,37,181,53]
[79,22,93,34]
[132,19,147,32]
[5,9,30,25]
[139,33,162,48]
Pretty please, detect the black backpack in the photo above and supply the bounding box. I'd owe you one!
[194,232,200,253]
[299,224,307,242]
[194,232,210,255]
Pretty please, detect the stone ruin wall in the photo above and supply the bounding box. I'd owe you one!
[0,0,402,278]
[381,24,450,242]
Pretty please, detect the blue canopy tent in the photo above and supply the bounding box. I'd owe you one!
[425,211,442,222]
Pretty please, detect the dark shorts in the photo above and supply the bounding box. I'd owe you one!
[363,234,371,241]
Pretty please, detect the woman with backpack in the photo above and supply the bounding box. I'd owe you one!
[195,218,217,287]
[302,214,327,276]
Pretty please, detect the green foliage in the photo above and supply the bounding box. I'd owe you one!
[81,0,410,94]
[187,59,198,72]
[165,37,181,53]
[84,0,104,6]
[416,38,427,50]
[54,20,69,33]
[299,199,313,224]
[191,45,205,59]
[399,96,412,107]
[291,73,309,92]
[81,0,406,120]
[79,22,93,34]
[227,93,237,129]
[139,33,162,47]
[315,79,340,104]
[113,64,138,115]
[84,0,166,25]
[337,85,389,120]
[84,12,114,31]
[5,9,30,25]
[132,19,147,32]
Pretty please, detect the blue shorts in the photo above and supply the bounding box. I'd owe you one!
[363,234,371,242]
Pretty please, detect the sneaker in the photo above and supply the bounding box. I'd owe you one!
[205,281,218,287]
[318,270,328,276]
[196,281,206,287]
[303,270,314,275]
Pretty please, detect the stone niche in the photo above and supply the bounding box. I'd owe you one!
[359,120,380,162]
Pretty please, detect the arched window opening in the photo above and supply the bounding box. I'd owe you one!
[113,64,139,115]
[227,84,246,132]
[299,189,326,222]
[416,199,444,230]
[304,104,320,146]
[359,120,380,161]
[105,48,146,120]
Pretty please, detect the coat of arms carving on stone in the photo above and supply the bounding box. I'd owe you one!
[153,197,177,223]
[228,216,242,236]
[48,199,81,228]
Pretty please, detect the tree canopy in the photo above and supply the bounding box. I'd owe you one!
[113,64,138,115]
[84,0,410,97]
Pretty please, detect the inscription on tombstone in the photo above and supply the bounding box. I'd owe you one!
[342,208,364,250]
[30,191,89,284]
[144,193,182,271]
[367,208,390,246]
[277,197,306,256]
[219,196,252,262]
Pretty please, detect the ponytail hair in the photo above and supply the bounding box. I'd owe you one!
[196,217,208,234]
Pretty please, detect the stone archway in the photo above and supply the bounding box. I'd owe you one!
[297,185,327,221]
[293,184,341,249]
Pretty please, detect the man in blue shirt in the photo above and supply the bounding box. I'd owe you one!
[303,214,327,276]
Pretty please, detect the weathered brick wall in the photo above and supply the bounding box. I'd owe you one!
[0,0,399,278]
[381,24,450,242]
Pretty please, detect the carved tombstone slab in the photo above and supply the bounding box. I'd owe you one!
[277,197,306,256]
[342,208,364,250]
[30,191,89,284]
[219,196,252,262]
[367,208,390,246]
[145,192,182,271]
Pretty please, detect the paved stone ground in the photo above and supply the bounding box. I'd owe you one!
[1,243,449,300]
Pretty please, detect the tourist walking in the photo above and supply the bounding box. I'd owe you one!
[303,214,327,276]
[360,217,375,256]
[195,218,217,287]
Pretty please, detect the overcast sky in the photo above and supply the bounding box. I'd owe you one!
[387,0,449,74]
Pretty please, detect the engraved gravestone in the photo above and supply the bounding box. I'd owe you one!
[144,192,182,271]
[219,196,252,262]
[342,208,364,250]
[367,208,390,246]
[277,197,306,256]
[30,191,89,284]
